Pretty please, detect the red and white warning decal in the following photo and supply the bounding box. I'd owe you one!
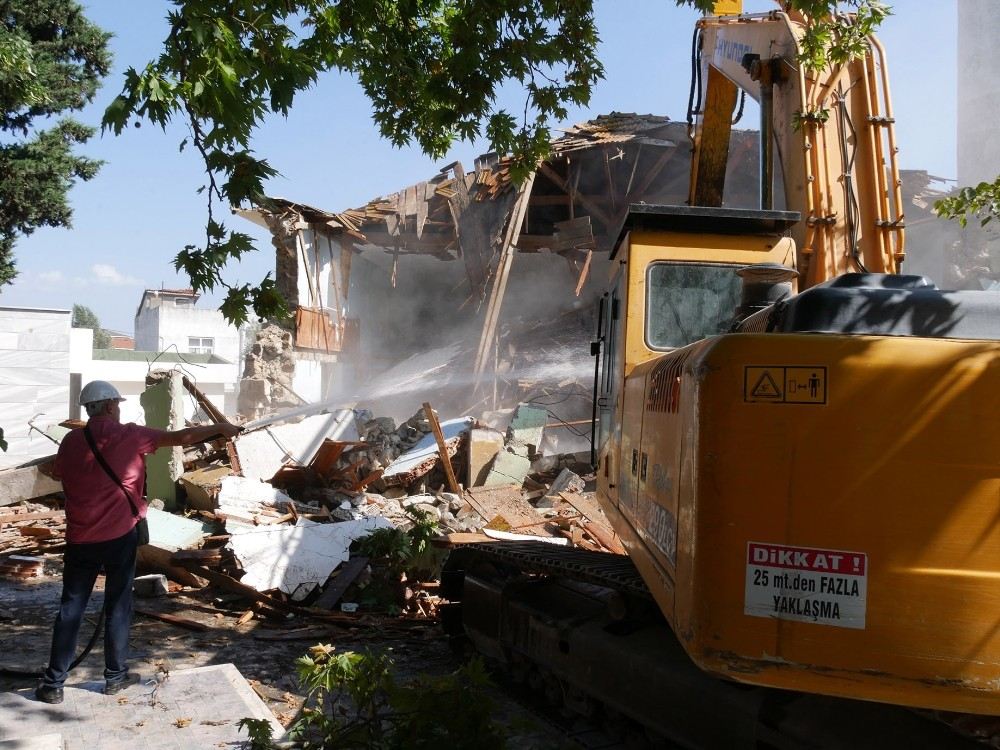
[744,542,868,629]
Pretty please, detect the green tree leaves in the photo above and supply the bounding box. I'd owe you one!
[0,0,111,286]
[72,303,111,348]
[104,0,604,324]
[935,179,1000,228]
[0,0,111,287]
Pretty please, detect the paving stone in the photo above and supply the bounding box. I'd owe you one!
[0,664,283,750]
[0,734,63,749]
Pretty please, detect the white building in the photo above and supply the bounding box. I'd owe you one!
[134,288,240,365]
[133,288,241,414]
[958,0,1000,187]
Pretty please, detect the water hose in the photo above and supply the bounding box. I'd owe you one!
[0,599,106,679]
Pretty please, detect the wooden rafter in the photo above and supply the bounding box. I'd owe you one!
[537,162,615,231]
[472,172,536,379]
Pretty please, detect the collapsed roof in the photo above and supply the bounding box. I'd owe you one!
[239,114,762,292]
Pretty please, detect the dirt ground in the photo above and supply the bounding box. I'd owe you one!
[0,559,575,748]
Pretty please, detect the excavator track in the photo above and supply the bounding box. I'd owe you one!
[441,542,996,749]
[446,541,653,598]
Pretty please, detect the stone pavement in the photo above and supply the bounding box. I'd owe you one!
[0,663,284,749]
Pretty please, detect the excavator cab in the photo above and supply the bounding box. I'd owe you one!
[594,205,799,509]
[594,203,1000,716]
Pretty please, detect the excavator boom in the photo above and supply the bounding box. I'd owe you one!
[689,11,905,286]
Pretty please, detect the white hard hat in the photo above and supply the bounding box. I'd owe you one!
[79,380,124,406]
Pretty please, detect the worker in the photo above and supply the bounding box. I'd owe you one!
[34,380,241,704]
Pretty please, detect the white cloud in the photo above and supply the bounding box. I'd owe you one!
[37,270,66,286]
[91,263,143,287]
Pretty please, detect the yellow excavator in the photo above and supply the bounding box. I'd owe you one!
[444,4,1000,746]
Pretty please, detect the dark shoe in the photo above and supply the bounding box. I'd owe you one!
[104,672,141,695]
[34,685,64,704]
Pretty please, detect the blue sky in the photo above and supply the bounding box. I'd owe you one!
[0,0,956,332]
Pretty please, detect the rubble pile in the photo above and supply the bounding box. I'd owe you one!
[0,377,621,627]
[0,503,66,581]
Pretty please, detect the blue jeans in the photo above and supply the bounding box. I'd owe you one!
[42,527,137,688]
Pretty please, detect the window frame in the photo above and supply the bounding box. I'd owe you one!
[188,336,215,355]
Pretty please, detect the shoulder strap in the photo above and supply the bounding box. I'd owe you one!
[82,425,141,519]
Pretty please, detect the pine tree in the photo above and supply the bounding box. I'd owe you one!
[0,0,112,286]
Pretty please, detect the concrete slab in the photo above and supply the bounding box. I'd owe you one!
[0,664,283,750]
[505,403,548,458]
[144,508,210,553]
[382,417,473,486]
[177,465,232,511]
[141,372,186,511]
[467,428,504,487]
[484,450,531,487]
[0,459,61,507]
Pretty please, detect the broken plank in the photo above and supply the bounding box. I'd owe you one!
[432,532,494,548]
[313,556,369,610]
[422,402,461,495]
[253,626,335,642]
[558,491,606,524]
[180,375,230,425]
[18,526,55,538]
[472,173,536,380]
[0,510,65,525]
[134,606,212,632]
[573,249,593,297]
[581,519,626,555]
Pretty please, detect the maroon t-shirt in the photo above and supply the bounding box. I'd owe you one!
[54,417,162,543]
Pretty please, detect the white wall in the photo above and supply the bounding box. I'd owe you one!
[0,307,71,469]
[134,303,160,352]
[298,228,344,317]
[71,358,234,426]
[70,329,238,424]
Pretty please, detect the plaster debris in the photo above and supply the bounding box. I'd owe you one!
[232,409,358,482]
[217,475,294,514]
[228,516,391,600]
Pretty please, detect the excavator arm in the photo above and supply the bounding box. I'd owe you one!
[688,9,905,287]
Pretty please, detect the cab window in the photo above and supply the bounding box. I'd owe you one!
[646,262,743,350]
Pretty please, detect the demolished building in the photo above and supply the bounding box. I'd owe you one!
[236,114,765,452]
[235,113,968,449]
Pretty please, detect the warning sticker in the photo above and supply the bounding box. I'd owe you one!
[744,541,867,629]
[744,366,827,404]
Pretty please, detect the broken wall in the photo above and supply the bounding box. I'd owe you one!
[142,370,186,509]
[238,324,298,419]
